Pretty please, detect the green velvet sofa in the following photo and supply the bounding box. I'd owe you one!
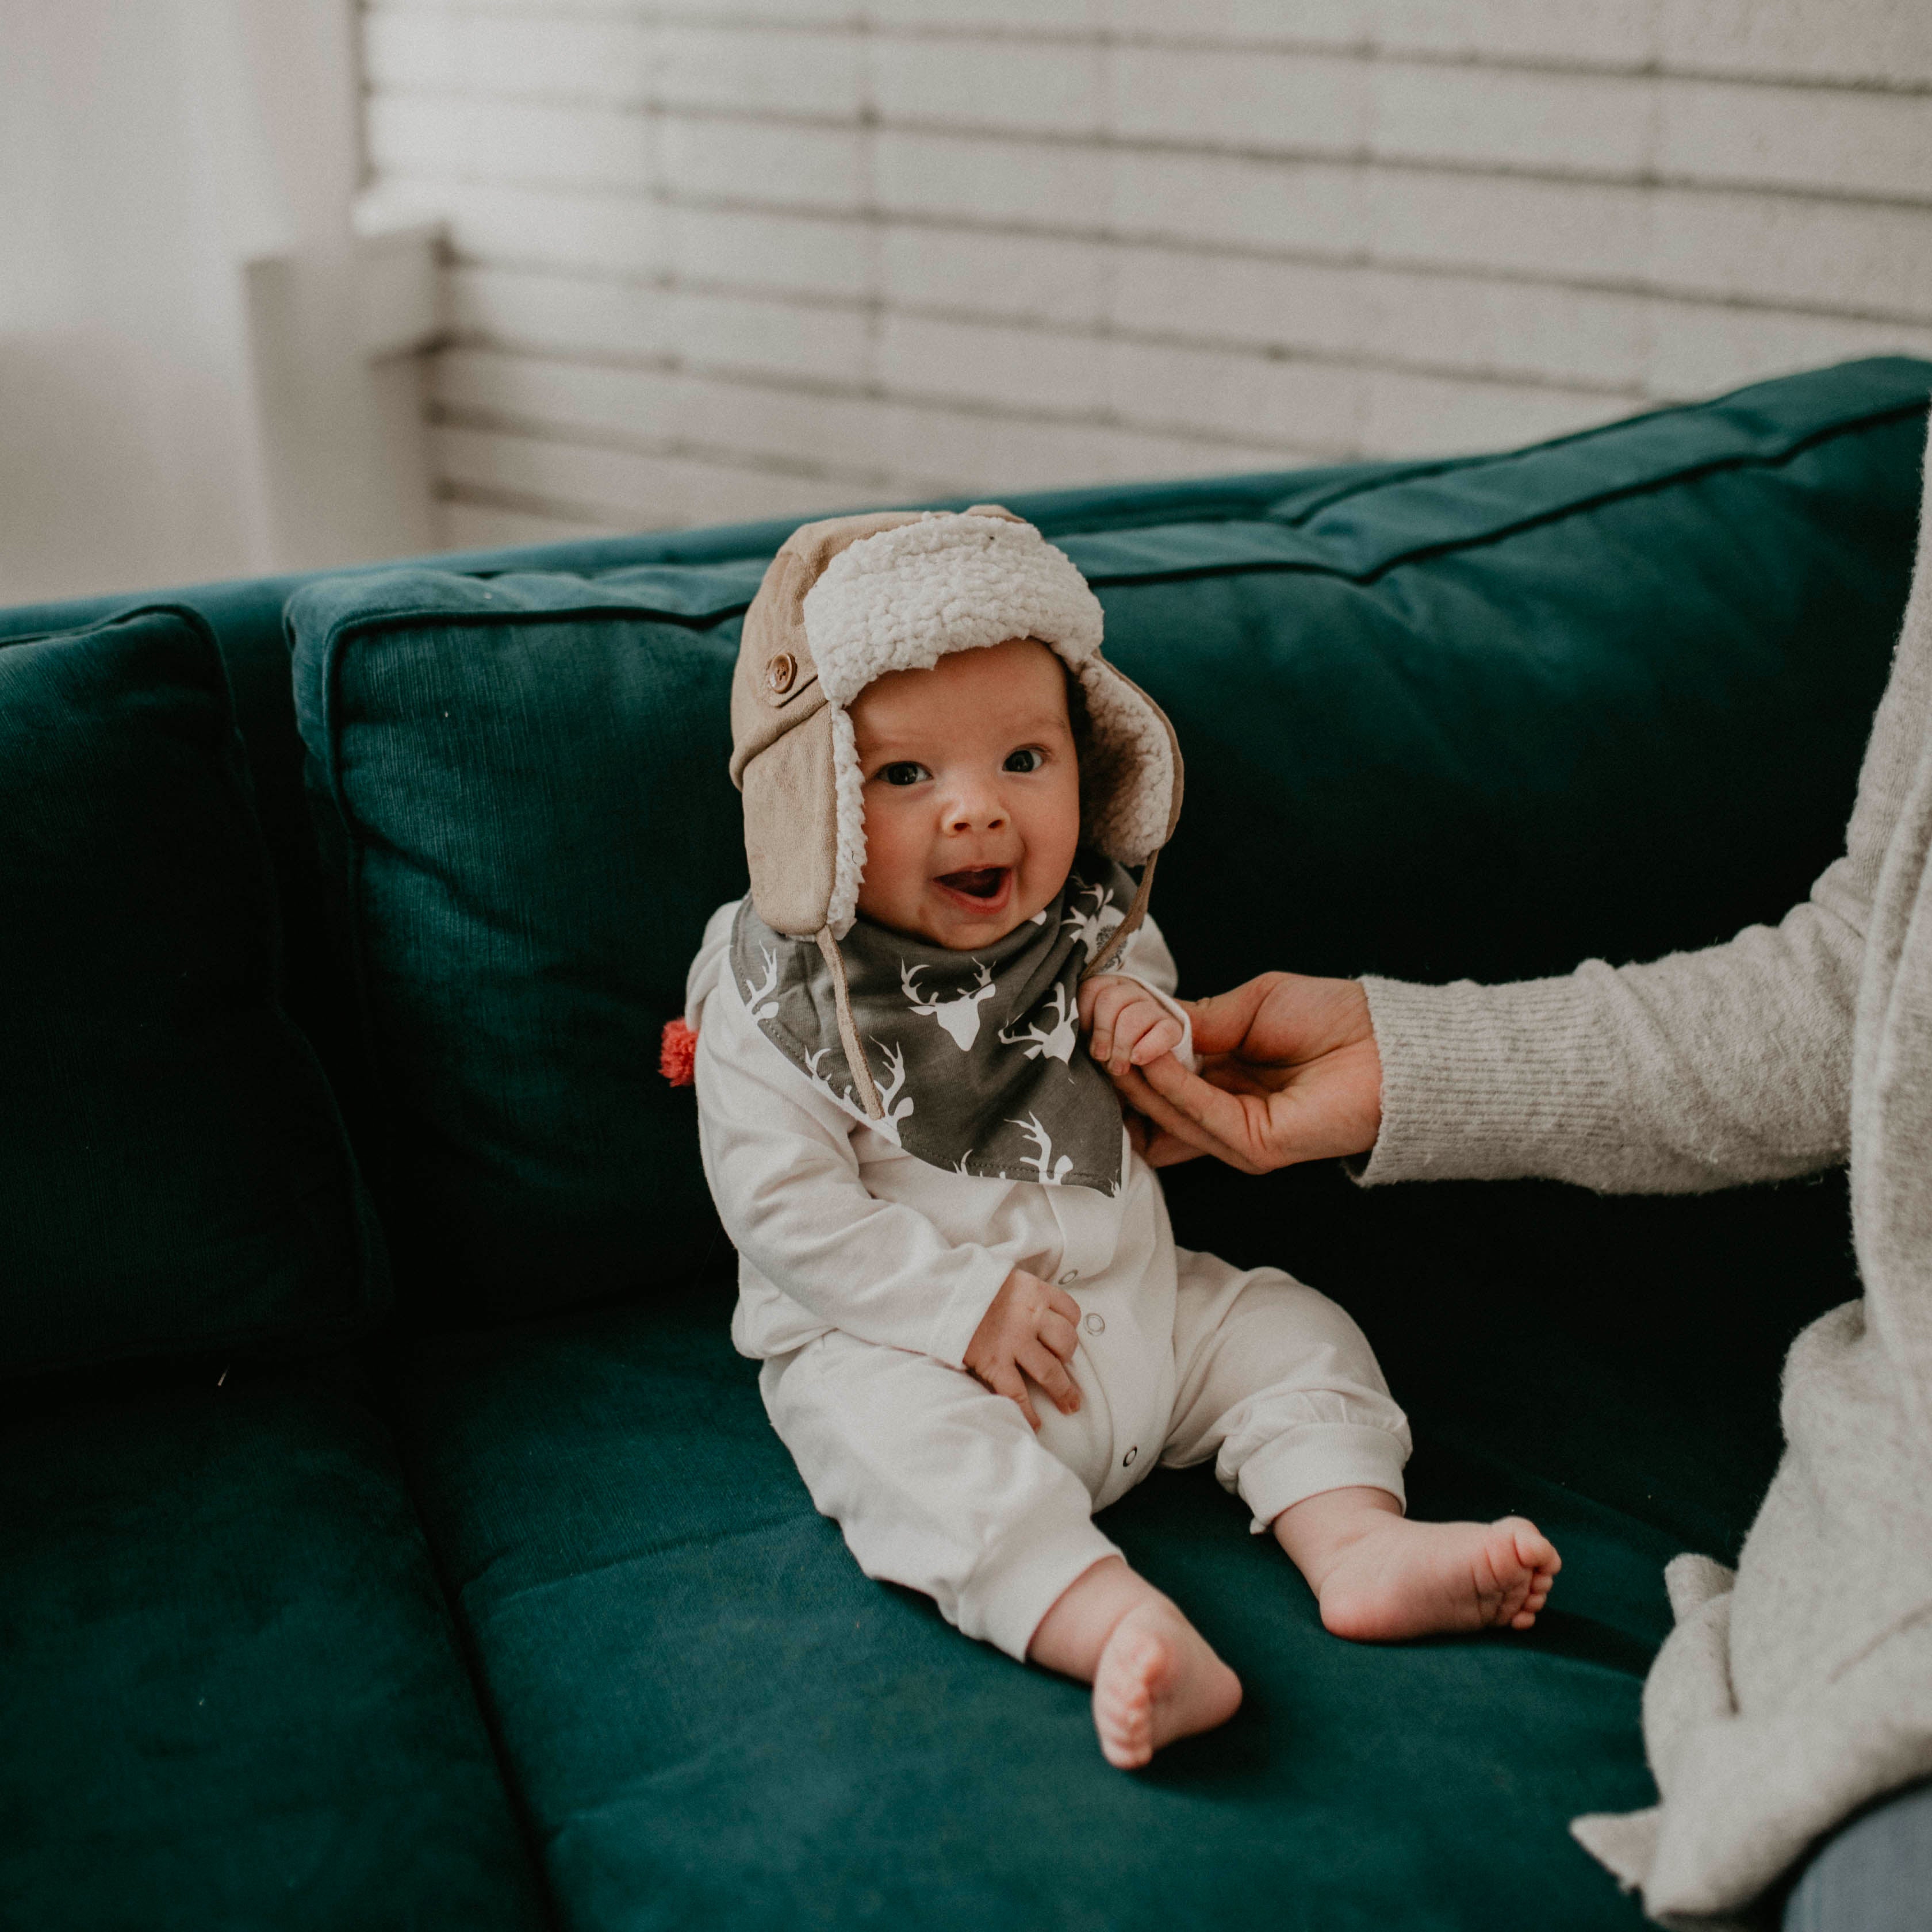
[6,357,1928,1932]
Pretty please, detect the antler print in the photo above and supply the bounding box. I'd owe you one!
[802,1044,853,1110]
[996,982,1077,1064]
[899,957,999,1051]
[1007,1111,1074,1186]
[1061,884,1125,965]
[868,1038,915,1144]
[742,945,782,1020]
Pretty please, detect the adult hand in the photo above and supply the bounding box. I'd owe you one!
[962,1267,1083,1431]
[1111,972,1383,1175]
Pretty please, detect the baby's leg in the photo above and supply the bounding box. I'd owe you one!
[1030,1557,1241,1770]
[1164,1252,1559,1638]
[1272,1487,1560,1640]
[762,1332,1239,1766]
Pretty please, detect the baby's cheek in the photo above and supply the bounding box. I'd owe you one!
[854,804,923,912]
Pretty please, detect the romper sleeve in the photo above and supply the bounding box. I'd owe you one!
[694,980,1013,1368]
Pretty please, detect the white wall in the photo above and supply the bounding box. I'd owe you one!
[0,1,439,605]
[356,0,1932,550]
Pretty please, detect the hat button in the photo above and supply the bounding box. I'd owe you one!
[765,652,796,695]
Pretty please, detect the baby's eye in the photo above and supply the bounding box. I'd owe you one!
[1003,746,1046,773]
[877,761,931,787]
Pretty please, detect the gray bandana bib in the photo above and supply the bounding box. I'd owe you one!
[730,861,1138,1193]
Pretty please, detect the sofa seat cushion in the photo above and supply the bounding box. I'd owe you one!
[389,1294,1692,1931]
[0,1364,548,1932]
[0,605,386,1378]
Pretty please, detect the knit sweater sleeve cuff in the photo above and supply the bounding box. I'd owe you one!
[1353,972,1626,1187]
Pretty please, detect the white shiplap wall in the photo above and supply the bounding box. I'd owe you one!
[356,0,1932,550]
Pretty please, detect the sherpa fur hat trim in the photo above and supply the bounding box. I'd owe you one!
[801,513,1176,934]
[730,505,1182,950]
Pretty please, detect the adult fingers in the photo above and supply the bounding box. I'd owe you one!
[1107,1074,1209,1167]
[1182,976,1282,1059]
[1120,1059,1271,1174]
[1144,1128,1206,1168]
[1195,1055,1291,1098]
[1113,1064,1230,1155]
[1129,1017,1186,1066]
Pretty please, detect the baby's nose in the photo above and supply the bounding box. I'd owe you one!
[945,783,1006,832]
[948,803,1006,832]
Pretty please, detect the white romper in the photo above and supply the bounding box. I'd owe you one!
[687,900,1412,1660]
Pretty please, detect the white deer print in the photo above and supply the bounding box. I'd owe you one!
[1063,884,1125,964]
[802,1045,852,1110]
[742,945,781,1021]
[900,958,999,1050]
[867,1038,915,1144]
[1009,1111,1074,1186]
[997,982,1078,1064]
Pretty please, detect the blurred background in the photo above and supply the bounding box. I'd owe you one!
[6,0,1931,603]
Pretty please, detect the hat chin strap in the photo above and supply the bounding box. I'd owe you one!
[1078,849,1161,983]
[815,926,884,1119]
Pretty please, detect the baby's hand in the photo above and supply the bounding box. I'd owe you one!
[963,1268,1082,1431]
[1079,974,1186,1080]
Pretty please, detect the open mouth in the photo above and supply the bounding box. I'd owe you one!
[936,865,1010,904]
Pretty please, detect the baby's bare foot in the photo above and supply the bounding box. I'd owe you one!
[1091,1600,1243,1770]
[1314,1516,1561,1642]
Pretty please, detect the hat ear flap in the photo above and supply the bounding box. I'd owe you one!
[742,706,842,937]
[1076,658,1183,866]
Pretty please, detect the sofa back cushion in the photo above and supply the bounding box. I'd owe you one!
[1,609,389,1378]
[290,568,761,1324]
[289,359,1928,1330]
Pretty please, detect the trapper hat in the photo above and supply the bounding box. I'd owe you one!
[729,505,1184,1116]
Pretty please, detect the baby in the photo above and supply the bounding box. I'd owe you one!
[684,507,1559,1769]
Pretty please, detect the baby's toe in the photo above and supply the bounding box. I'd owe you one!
[1098,1709,1152,1769]
[1092,1635,1159,1769]
[1502,1519,1559,1574]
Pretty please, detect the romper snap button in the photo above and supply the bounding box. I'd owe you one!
[1084,1312,1105,1335]
[765,652,796,695]
[1122,1446,1138,1468]
[1060,1269,1079,1283]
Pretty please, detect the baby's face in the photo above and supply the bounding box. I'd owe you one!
[850,637,1080,949]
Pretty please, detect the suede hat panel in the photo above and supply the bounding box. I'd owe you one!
[730,507,1183,944]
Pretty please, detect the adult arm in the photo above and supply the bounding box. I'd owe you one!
[1126,430,1932,1194]
[1122,846,1870,1194]
[1356,893,1862,1191]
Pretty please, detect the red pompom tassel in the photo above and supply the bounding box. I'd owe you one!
[660,1017,698,1086]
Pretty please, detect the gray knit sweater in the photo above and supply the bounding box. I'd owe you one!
[1358,420,1932,1927]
